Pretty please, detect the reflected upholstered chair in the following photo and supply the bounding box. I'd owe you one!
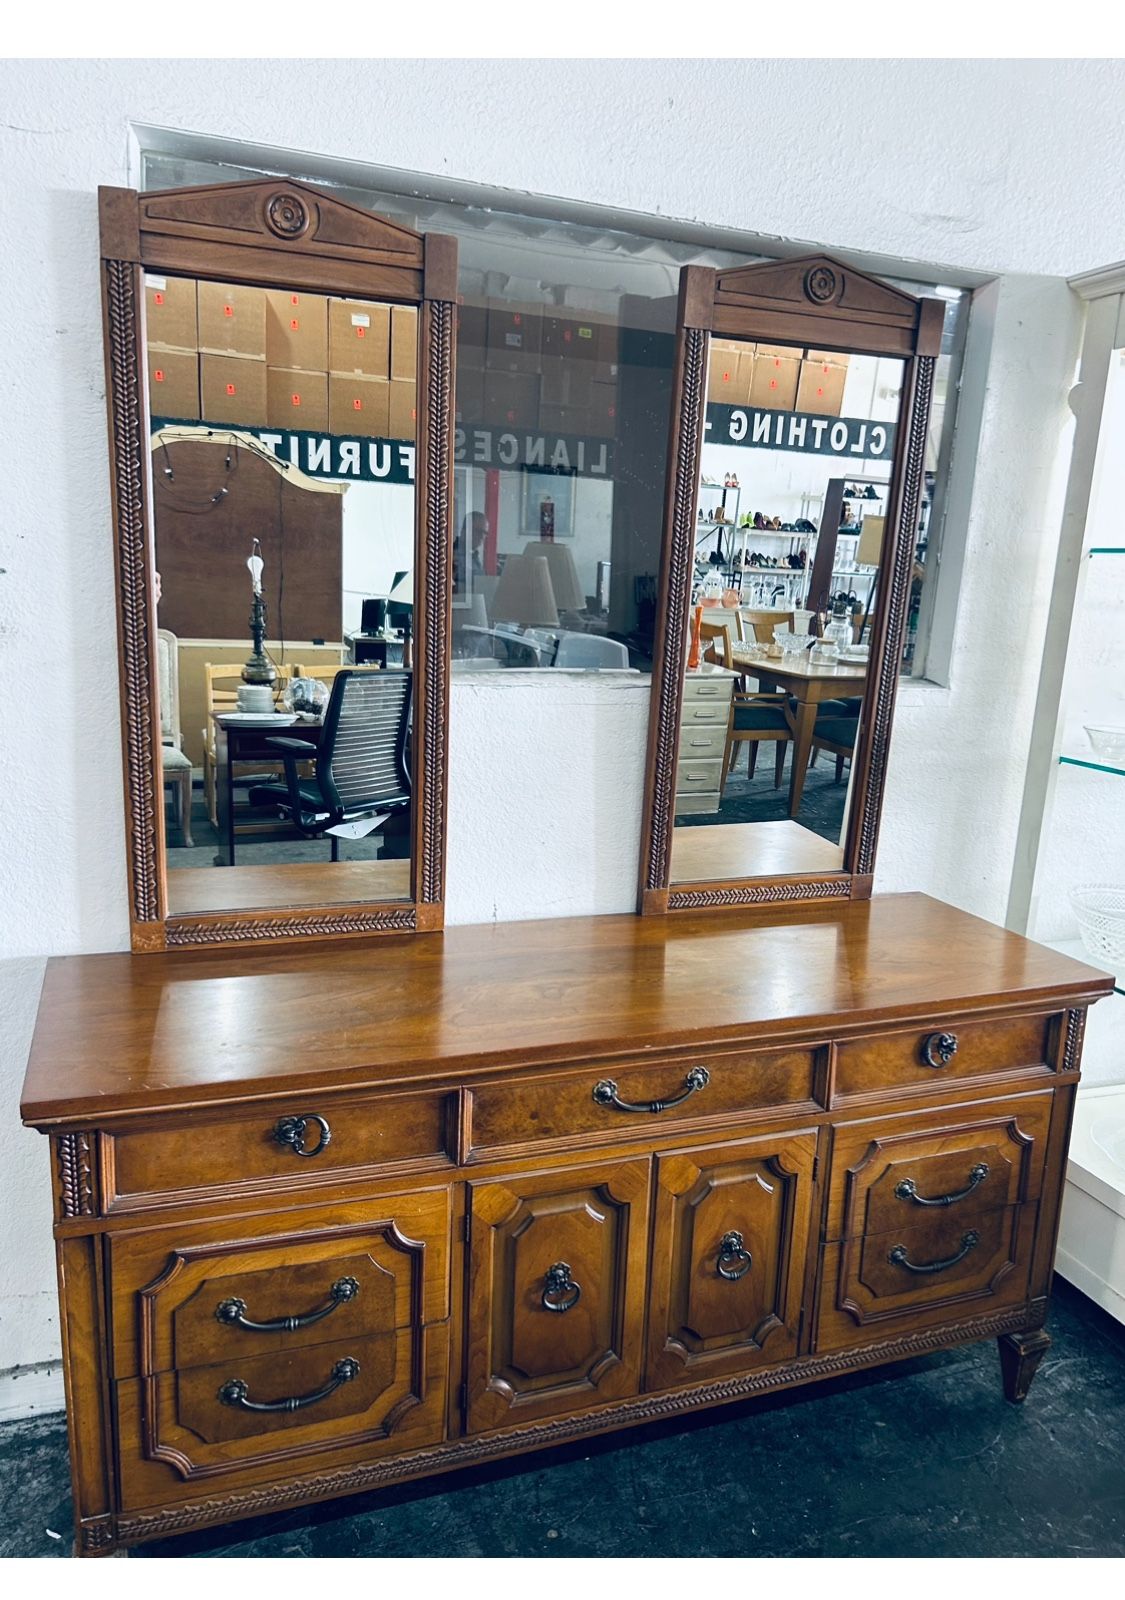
[248,669,412,861]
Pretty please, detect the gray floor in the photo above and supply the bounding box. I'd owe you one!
[3,1281,1123,1559]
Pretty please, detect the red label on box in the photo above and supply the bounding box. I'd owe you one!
[353,398,362,410]
[291,394,301,406]
[154,368,165,382]
[356,326,365,338]
[224,305,234,317]
[154,292,164,306]
[290,319,299,331]
[226,383,236,396]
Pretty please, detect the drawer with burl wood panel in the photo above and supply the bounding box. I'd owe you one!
[833,1013,1057,1103]
[105,1087,456,1210]
[465,1044,821,1158]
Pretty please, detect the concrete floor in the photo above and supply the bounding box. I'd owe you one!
[3,1280,1123,1559]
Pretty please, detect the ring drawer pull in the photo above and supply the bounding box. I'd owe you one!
[921,1032,959,1068]
[218,1356,360,1413]
[215,1275,359,1333]
[717,1230,752,1281]
[541,1262,581,1314]
[592,1065,710,1115]
[887,1230,980,1275]
[894,1164,989,1208]
[273,1113,331,1158]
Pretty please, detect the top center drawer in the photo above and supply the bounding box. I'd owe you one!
[466,1045,819,1158]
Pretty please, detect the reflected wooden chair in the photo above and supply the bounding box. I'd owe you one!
[201,662,296,829]
[700,623,792,794]
[738,608,795,644]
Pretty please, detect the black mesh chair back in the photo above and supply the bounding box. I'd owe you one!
[318,669,412,820]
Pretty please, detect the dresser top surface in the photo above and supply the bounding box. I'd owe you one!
[22,894,1111,1124]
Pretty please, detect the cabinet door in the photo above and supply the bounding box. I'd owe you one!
[465,1158,650,1433]
[647,1132,818,1390]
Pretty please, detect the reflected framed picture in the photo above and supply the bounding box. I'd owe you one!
[520,466,576,538]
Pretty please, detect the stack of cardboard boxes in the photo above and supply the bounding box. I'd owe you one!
[456,300,619,437]
[144,271,418,439]
[707,339,849,415]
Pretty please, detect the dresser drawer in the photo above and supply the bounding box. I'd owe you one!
[115,1322,449,1512]
[109,1189,451,1380]
[815,1203,1037,1353]
[682,675,734,704]
[676,758,723,797]
[467,1046,819,1158]
[824,1091,1054,1241]
[834,1014,1053,1101]
[107,1088,454,1207]
[680,699,731,727]
[678,723,728,762]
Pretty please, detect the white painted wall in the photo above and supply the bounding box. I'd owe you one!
[0,59,1116,1414]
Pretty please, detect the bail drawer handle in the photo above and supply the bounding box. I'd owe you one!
[717,1230,752,1281]
[592,1066,710,1115]
[218,1356,360,1414]
[921,1032,959,1068]
[888,1230,980,1275]
[895,1163,989,1209]
[542,1262,581,1314]
[273,1113,331,1157]
[215,1275,359,1333]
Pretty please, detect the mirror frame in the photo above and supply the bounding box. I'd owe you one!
[98,178,457,951]
[638,254,943,914]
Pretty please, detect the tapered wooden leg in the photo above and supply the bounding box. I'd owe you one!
[179,769,194,847]
[748,741,758,777]
[998,1328,1051,1402]
[774,739,787,788]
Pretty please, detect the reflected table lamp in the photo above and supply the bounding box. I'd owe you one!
[522,540,585,614]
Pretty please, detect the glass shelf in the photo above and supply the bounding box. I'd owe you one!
[1059,753,1125,778]
[1088,547,1125,555]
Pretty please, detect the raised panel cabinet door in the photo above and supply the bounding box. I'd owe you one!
[647,1132,818,1390]
[465,1158,650,1433]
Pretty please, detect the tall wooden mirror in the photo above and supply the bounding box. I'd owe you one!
[639,255,942,913]
[99,179,456,950]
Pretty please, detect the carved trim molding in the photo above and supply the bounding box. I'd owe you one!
[671,878,851,910]
[420,298,453,906]
[80,1516,117,1553]
[166,908,416,946]
[646,326,707,892]
[105,259,160,927]
[56,1133,95,1218]
[116,1303,1028,1544]
[1062,1008,1087,1073]
[854,354,935,876]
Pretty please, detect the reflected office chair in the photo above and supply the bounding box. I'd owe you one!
[248,669,412,860]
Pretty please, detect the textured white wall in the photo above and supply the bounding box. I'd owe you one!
[0,58,1117,1409]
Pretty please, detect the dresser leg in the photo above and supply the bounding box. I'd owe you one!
[998,1327,1051,1402]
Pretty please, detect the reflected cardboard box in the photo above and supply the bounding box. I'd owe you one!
[795,359,847,417]
[200,353,267,426]
[457,299,487,350]
[328,373,390,437]
[485,300,542,373]
[749,353,800,410]
[542,310,601,364]
[147,348,200,420]
[266,290,329,370]
[455,365,485,426]
[391,305,418,383]
[708,346,754,406]
[267,367,329,432]
[197,281,267,359]
[587,380,619,437]
[328,298,391,377]
[388,378,416,440]
[144,273,198,350]
[539,356,594,409]
[484,370,540,428]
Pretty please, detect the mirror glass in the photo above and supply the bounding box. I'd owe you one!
[144,272,417,916]
[669,337,906,885]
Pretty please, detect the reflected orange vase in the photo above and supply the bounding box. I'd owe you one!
[687,603,704,670]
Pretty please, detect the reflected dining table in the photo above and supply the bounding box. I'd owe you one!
[731,648,867,819]
[213,713,323,865]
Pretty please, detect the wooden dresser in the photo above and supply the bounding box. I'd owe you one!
[21,894,1112,1556]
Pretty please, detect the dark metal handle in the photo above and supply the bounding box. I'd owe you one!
[888,1230,980,1275]
[215,1276,359,1333]
[592,1065,710,1115]
[218,1356,360,1413]
[895,1163,989,1209]
[717,1230,752,1281]
[542,1262,581,1313]
[273,1113,332,1158]
[921,1032,959,1068]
